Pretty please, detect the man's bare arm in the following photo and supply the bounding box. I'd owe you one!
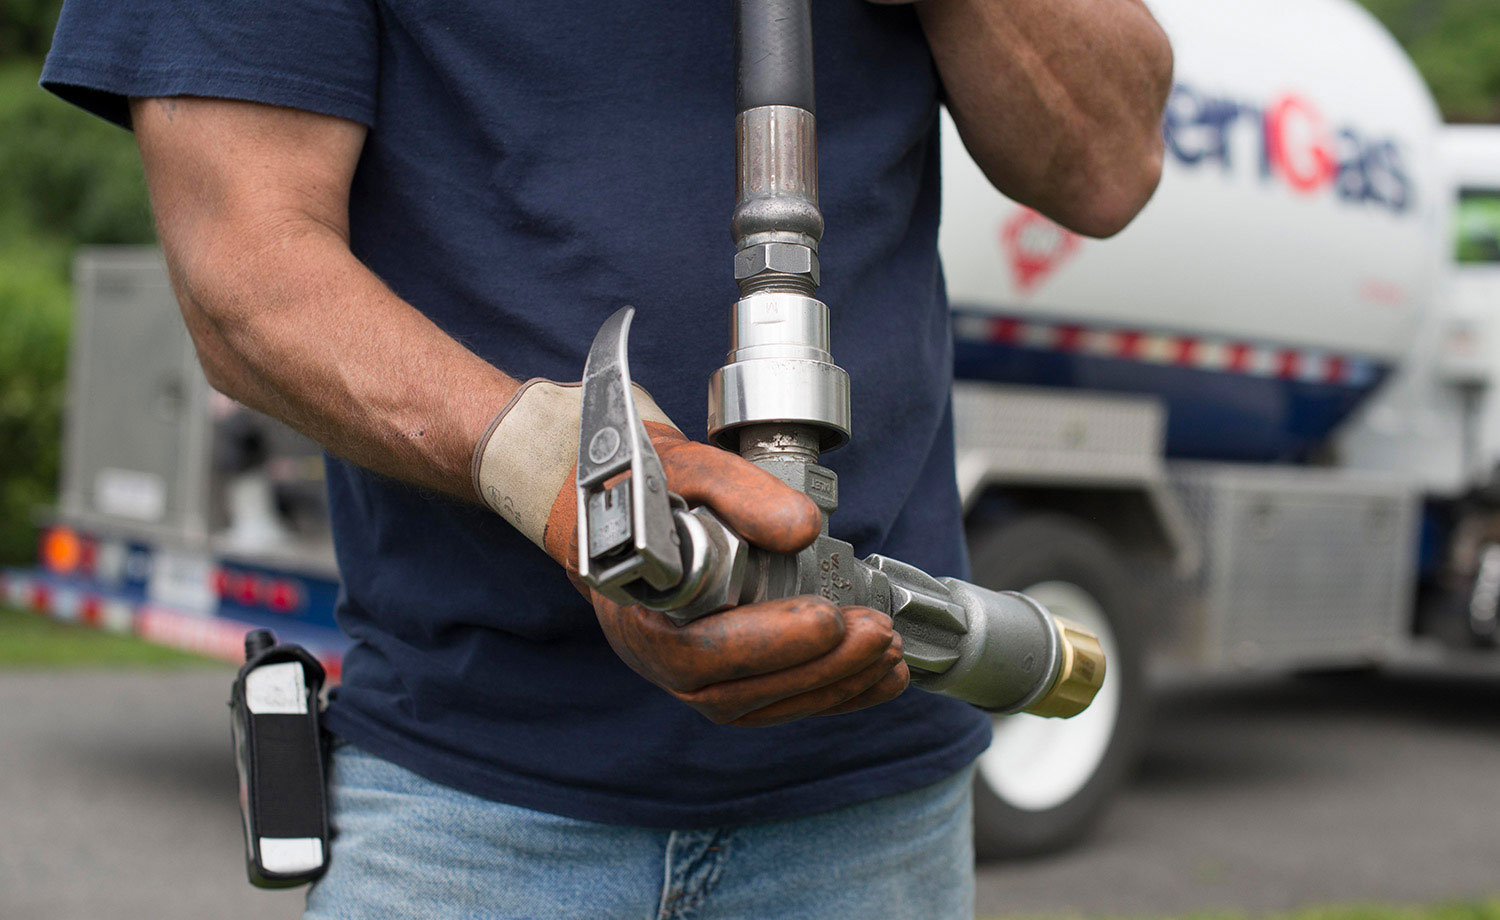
[131,97,518,498]
[914,0,1174,238]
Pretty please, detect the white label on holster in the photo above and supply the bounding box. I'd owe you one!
[258,837,324,875]
[245,662,308,715]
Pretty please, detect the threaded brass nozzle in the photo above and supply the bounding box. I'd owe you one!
[1023,616,1106,719]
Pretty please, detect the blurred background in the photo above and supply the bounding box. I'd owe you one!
[3,1,1500,919]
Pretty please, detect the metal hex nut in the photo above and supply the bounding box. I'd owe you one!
[691,517,750,613]
[734,242,821,287]
[681,510,750,618]
[659,508,752,624]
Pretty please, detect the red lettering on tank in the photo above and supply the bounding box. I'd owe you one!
[1264,93,1338,194]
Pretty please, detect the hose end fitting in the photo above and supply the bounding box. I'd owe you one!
[1023,617,1106,719]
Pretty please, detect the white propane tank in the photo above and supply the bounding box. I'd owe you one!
[940,0,1448,464]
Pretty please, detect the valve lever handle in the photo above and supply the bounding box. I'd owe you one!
[577,306,684,601]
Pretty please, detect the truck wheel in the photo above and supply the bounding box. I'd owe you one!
[967,514,1149,859]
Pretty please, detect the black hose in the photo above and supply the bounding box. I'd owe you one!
[733,0,815,115]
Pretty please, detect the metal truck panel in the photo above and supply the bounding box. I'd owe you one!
[1166,463,1418,668]
[951,382,1201,574]
[951,382,1166,489]
[62,248,212,538]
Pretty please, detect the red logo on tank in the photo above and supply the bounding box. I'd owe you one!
[1264,93,1339,194]
[1000,209,1080,294]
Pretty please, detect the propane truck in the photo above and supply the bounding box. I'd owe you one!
[4,0,1495,859]
[946,0,1500,857]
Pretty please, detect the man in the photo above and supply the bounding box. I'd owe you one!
[43,1,1170,916]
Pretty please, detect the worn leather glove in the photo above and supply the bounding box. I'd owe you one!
[473,379,909,727]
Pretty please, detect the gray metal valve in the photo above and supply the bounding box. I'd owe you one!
[576,307,1104,718]
[573,0,1105,719]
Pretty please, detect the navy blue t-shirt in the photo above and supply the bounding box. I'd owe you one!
[44,0,991,828]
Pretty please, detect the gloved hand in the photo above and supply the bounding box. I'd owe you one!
[473,379,909,727]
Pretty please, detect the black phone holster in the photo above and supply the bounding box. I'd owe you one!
[229,629,331,888]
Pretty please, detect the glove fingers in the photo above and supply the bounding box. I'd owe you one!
[600,595,846,690]
[674,607,895,724]
[729,629,908,727]
[649,427,821,556]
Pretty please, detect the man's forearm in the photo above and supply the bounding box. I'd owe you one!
[131,97,517,500]
[168,220,518,499]
[917,0,1173,237]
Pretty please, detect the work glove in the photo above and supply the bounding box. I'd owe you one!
[473,379,909,727]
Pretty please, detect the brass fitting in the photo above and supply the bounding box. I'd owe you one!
[1023,617,1107,719]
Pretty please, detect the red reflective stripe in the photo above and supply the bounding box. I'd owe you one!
[966,316,1366,384]
[136,607,252,663]
[78,540,97,575]
[1055,325,1084,352]
[267,580,303,614]
[231,573,262,606]
[991,318,1022,344]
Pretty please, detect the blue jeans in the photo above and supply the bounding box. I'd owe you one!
[304,741,975,920]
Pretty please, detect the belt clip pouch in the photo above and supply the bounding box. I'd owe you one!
[229,629,330,888]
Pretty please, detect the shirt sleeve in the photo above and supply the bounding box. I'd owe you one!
[40,0,380,130]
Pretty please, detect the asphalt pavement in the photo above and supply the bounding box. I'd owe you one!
[975,667,1500,916]
[1,666,1497,920]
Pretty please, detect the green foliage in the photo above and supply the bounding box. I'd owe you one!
[0,0,62,57]
[0,61,154,246]
[0,239,70,564]
[0,58,153,564]
[1357,0,1500,122]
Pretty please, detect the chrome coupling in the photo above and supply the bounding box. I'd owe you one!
[707,292,851,452]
